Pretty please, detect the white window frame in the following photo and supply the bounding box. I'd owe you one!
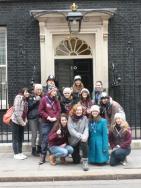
[0,27,7,110]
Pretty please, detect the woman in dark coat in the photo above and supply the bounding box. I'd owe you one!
[72,75,84,102]
[38,86,61,164]
[79,88,93,117]
[60,87,77,114]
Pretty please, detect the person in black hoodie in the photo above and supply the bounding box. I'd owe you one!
[60,87,77,114]
[28,84,43,156]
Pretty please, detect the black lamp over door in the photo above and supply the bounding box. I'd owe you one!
[66,3,83,34]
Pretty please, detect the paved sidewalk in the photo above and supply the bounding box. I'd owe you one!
[0,149,141,182]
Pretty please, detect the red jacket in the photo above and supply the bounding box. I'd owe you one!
[38,95,61,122]
[48,126,69,147]
[109,128,132,149]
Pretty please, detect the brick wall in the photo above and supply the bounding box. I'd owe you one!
[0,0,141,135]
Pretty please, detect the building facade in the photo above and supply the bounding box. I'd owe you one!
[0,0,141,141]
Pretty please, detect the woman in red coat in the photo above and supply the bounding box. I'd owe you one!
[38,86,61,164]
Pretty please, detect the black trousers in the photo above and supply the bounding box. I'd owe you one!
[72,141,88,164]
[11,121,24,154]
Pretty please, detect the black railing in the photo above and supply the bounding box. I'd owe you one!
[0,81,31,143]
[0,82,141,143]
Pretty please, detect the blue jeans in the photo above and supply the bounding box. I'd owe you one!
[41,122,54,155]
[49,145,74,157]
[110,147,131,166]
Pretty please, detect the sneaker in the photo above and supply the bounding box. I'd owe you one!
[120,161,127,166]
[82,159,89,171]
[19,153,27,159]
[14,154,25,160]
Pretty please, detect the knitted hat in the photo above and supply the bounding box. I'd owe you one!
[63,87,72,94]
[114,113,126,121]
[74,75,81,81]
[46,75,55,82]
[100,92,109,99]
[90,105,100,112]
[80,88,90,95]
[48,86,57,94]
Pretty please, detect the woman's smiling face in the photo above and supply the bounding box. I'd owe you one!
[61,117,67,127]
[75,106,83,116]
[91,110,99,118]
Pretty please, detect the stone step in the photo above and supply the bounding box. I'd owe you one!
[0,140,141,153]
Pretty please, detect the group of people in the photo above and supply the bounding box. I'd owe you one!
[10,75,132,171]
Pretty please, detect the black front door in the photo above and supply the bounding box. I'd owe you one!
[55,59,93,94]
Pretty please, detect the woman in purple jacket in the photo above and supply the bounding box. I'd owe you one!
[48,113,73,165]
[109,113,132,166]
[38,86,61,164]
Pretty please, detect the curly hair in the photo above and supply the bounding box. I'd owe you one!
[69,103,83,116]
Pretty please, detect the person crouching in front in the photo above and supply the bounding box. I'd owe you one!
[68,104,89,171]
[109,113,132,166]
[48,113,73,165]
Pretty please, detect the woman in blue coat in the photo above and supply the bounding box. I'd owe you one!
[88,105,109,164]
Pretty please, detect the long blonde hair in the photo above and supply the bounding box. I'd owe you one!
[110,119,130,133]
[72,82,84,93]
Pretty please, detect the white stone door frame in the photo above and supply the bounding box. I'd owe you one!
[31,8,116,90]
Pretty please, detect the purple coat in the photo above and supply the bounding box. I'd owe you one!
[38,95,61,122]
[48,126,69,147]
[109,128,132,149]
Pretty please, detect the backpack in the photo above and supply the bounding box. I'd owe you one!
[3,106,14,125]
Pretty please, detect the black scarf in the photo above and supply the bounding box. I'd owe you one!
[71,115,83,122]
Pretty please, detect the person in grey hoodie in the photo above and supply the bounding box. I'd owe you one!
[68,103,89,171]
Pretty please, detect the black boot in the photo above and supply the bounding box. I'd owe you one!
[36,145,41,154]
[39,154,46,165]
[32,147,39,156]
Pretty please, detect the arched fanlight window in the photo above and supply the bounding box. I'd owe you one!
[56,37,92,56]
